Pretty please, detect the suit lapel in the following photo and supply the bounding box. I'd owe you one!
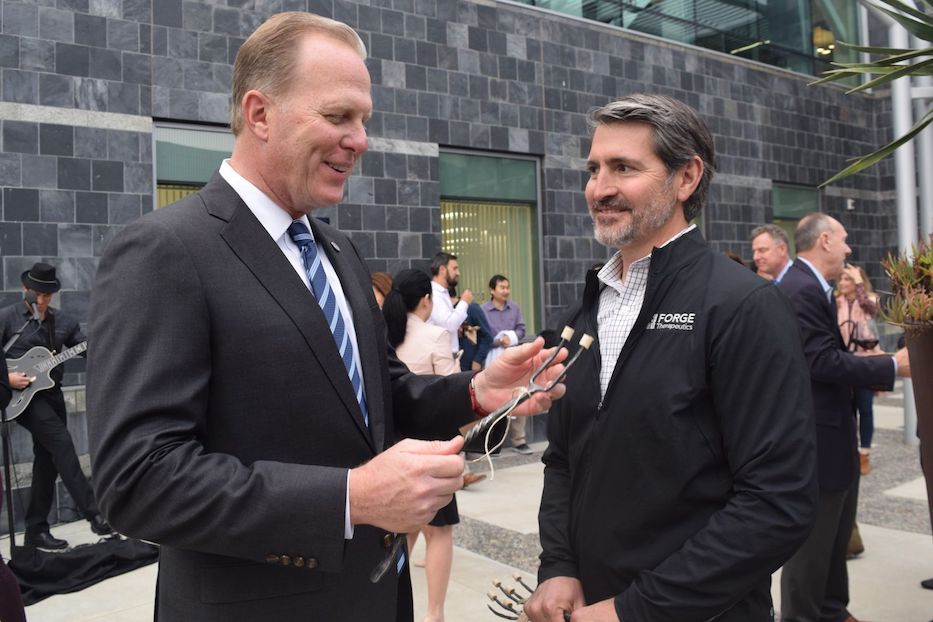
[209,178,376,451]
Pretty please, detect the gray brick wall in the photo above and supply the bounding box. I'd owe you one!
[0,0,899,334]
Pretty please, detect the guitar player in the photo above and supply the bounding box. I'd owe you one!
[0,262,111,550]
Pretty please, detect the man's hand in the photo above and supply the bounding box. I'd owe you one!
[9,372,33,390]
[473,337,567,417]
[498,334,513,347]
[568,598,620,622]
[349,437,465,533]
[460,289,474,305]
[524,576,585,622]
[895,347,911,377]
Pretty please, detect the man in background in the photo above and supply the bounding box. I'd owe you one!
[751,223,793,282]
[481,275,531,454]
[779,213,910,622]
[0,262,111,550]
[429,252,473,358]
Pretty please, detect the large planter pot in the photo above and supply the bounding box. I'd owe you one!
[906,324,933,529]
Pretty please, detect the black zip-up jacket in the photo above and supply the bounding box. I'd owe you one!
[539,229,818,621]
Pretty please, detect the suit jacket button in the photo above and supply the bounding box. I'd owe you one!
[280,555,291,566]
[265,554,279,564]
[383,533,394,548]
[306,558,318,569]
[294,556,305,567]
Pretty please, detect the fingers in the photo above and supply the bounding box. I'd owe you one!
[501,336,545,364]
[398,436,464,456]
[349,439,466,532]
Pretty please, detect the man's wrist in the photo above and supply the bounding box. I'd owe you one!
[469,374,490,417]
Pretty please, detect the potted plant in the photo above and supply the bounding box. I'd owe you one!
[882,233,933,524]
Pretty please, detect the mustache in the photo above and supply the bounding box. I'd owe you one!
[590,198,631,212]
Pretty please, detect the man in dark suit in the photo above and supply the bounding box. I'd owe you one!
[86,12,563,622]
[779,213,911,622]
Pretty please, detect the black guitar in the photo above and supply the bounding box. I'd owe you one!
[5,342,88,420]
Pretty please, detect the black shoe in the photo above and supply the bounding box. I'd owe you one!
[921,577,933,590]
[24,531,68,550]
[89,514,113,536]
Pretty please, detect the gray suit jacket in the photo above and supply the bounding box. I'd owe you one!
[87,174,475,621]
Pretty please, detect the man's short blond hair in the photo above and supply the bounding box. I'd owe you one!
[230,12,367,136]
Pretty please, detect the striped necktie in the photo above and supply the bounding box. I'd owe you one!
[287,221,369,427]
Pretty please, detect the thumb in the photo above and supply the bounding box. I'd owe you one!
[403,436,465,456]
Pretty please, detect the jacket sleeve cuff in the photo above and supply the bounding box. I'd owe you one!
[537,560,579,584]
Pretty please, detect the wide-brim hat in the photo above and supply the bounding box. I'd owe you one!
[21,262,61,294]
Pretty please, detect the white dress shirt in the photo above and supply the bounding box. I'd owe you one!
[428,280,468,355]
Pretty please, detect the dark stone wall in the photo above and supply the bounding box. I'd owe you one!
[0,0,896,334]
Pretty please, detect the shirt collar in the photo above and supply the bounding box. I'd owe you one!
[774,259,793,283]
[219,160,311,240]
[796,256,833,300]
[597,224,696,290]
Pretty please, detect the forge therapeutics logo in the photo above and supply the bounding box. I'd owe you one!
[646,312,696,331]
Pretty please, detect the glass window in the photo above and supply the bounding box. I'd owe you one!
[154,125,234,208]
[517,0,860,77]
[439,152,540,334]
[772,183,819,256]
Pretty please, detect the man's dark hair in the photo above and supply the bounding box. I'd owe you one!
[430,252,457,276]
[588,94,716,222]
[488,274,508,290]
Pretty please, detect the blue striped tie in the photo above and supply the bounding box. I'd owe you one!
[287,221,369,427]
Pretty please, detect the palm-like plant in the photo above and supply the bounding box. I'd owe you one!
[811,0,933,187]
[882,234,933,329]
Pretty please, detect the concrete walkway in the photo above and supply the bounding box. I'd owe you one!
[4,401,933,621]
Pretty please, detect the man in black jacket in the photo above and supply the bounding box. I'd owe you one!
[778,213,910,622]
[0,263,111,550]
[524,94,818,622]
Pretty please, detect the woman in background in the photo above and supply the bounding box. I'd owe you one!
[383,269,458,622]
[371,271,392,309]
[836,263,882,475]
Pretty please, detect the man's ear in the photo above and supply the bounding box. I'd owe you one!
[675,155,703,204]
[240,89,273,141]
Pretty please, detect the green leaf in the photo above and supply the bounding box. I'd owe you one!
[836,46,933,66]
[820,108,933,187]
[838,43,915,55]
[871,0,933,26]
[844,58,933,93]
[874,6,933,42]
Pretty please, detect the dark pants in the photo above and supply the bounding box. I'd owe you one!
[0,476,26,622]
[854,387,874,449]
[780,457,859,622]
[15,392,98,536]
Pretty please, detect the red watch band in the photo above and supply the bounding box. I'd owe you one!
[469,375,490,417]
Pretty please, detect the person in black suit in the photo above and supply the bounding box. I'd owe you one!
[779,213,911,622]
[86,12,564,622]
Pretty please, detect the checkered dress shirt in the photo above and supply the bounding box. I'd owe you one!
[595,225,696,397]
[596,252,650,398]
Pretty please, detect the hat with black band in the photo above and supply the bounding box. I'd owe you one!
[21,262,61,294]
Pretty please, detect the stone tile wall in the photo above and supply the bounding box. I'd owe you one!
[0,0,898,331]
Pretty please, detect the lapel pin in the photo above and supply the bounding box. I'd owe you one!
[330,241,341,252]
